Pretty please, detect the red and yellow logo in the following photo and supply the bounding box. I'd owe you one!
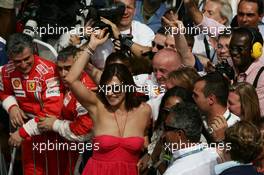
[27,80,36,92]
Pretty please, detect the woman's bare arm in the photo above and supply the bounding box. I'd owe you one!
[65,30,109,113]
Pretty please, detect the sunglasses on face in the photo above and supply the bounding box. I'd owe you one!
[163,124,183,132]
[152,41,165,50]
[229,46,250,53]
[161,107,171,115]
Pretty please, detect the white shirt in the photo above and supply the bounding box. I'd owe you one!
[0,37,6,44]
[91,20,155,69]
[134,73,165,121]
[192,34,218,64]
[215,161,252,175]
[164,143,219,175]
[223,109,240,127]
[147,93,164,121]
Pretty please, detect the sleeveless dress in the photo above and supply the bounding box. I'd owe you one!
[82,135,144,175]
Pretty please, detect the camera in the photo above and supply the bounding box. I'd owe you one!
[78,0,126,37]
[214,60,235,81]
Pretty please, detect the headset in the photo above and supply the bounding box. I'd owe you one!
[247,27,263,59]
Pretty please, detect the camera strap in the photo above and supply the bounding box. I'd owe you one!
[253,66,264,88]
[203,36,216,62]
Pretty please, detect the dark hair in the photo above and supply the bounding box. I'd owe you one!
[156,27,167,35]
[238,0,264,15]
[155,86,194,130]
[218,28,232,40]
[105,52,131,70]
[225,121,262,163]
[168,102,203,142]
[6,33,33,57]
[98,63,141,111]
[196,72,229,107]
[57,46,78,62]
[232,27,263,47]
[256,117,264,128]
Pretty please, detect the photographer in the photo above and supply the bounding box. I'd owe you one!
[56,0,154,70]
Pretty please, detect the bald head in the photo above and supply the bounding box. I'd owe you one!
[152,48,183,85]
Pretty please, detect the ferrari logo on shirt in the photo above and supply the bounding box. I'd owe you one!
[27,80,36,92]
[154,87,160,96]
[11,78,22,90]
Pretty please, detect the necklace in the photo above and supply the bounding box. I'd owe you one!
[114,111,128,137]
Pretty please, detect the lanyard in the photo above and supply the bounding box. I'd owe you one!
[226,112,231,122]
[172,146,205,162]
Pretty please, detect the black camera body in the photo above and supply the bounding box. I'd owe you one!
[78,0,125,37]
[215,60,235,81]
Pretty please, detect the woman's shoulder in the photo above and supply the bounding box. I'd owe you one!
[136,102,151,115]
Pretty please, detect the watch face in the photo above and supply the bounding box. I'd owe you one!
[208,127,214,135]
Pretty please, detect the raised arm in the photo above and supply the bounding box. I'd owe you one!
[162,16,195,67]
[65,30,109,112]
[183,0,203,25]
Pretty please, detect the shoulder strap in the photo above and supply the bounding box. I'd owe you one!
[253,66,264,88]
[203,36,211,60]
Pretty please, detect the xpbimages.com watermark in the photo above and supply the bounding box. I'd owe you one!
[164,25,231,37]
[164,141,231,153]
[98,83,166,96]
[28,24,100,37]
[32,140,100,154]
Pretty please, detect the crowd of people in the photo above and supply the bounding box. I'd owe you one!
[0,0,264,175]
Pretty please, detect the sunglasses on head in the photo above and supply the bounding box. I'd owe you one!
[152,41,165,50]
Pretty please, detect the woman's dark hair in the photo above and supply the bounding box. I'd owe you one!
[154,86,194,130]
[105,52,131,71]
[97,63,141,111]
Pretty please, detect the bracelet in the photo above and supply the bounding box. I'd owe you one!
[83,48,94,56]
[87,44,95,55]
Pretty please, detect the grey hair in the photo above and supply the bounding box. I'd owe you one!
[210,0,233,26]
[168,102,203,142]
[6,33,33,57]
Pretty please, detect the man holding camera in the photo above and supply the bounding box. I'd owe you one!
[57,0,154,70]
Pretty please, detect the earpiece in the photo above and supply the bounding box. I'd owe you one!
[247,28,263,59]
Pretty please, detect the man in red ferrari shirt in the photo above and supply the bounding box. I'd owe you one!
[0,33,63,174]
[35,46,96,174]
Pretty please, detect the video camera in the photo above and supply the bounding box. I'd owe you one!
[77,0,126,37]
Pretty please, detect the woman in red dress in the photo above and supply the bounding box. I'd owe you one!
[65,30,151,175]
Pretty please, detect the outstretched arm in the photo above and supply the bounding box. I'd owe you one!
[183,0,203,25]
[162,15,195,67]
[65,30,109,114]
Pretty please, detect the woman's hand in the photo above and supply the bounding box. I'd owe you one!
[100,17,120,39]
[88,28,110,51]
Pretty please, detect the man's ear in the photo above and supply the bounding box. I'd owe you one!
[208,94,216,105]
[220,16,228,26]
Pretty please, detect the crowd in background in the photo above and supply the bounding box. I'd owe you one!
[0,0,264,175]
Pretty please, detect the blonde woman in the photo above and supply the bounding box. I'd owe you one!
[228,82,261,124]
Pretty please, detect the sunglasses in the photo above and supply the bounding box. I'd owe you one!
[229,46,250,53]
[152,41,165,50]
[161,107,171,115]
[163,124,183,132]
